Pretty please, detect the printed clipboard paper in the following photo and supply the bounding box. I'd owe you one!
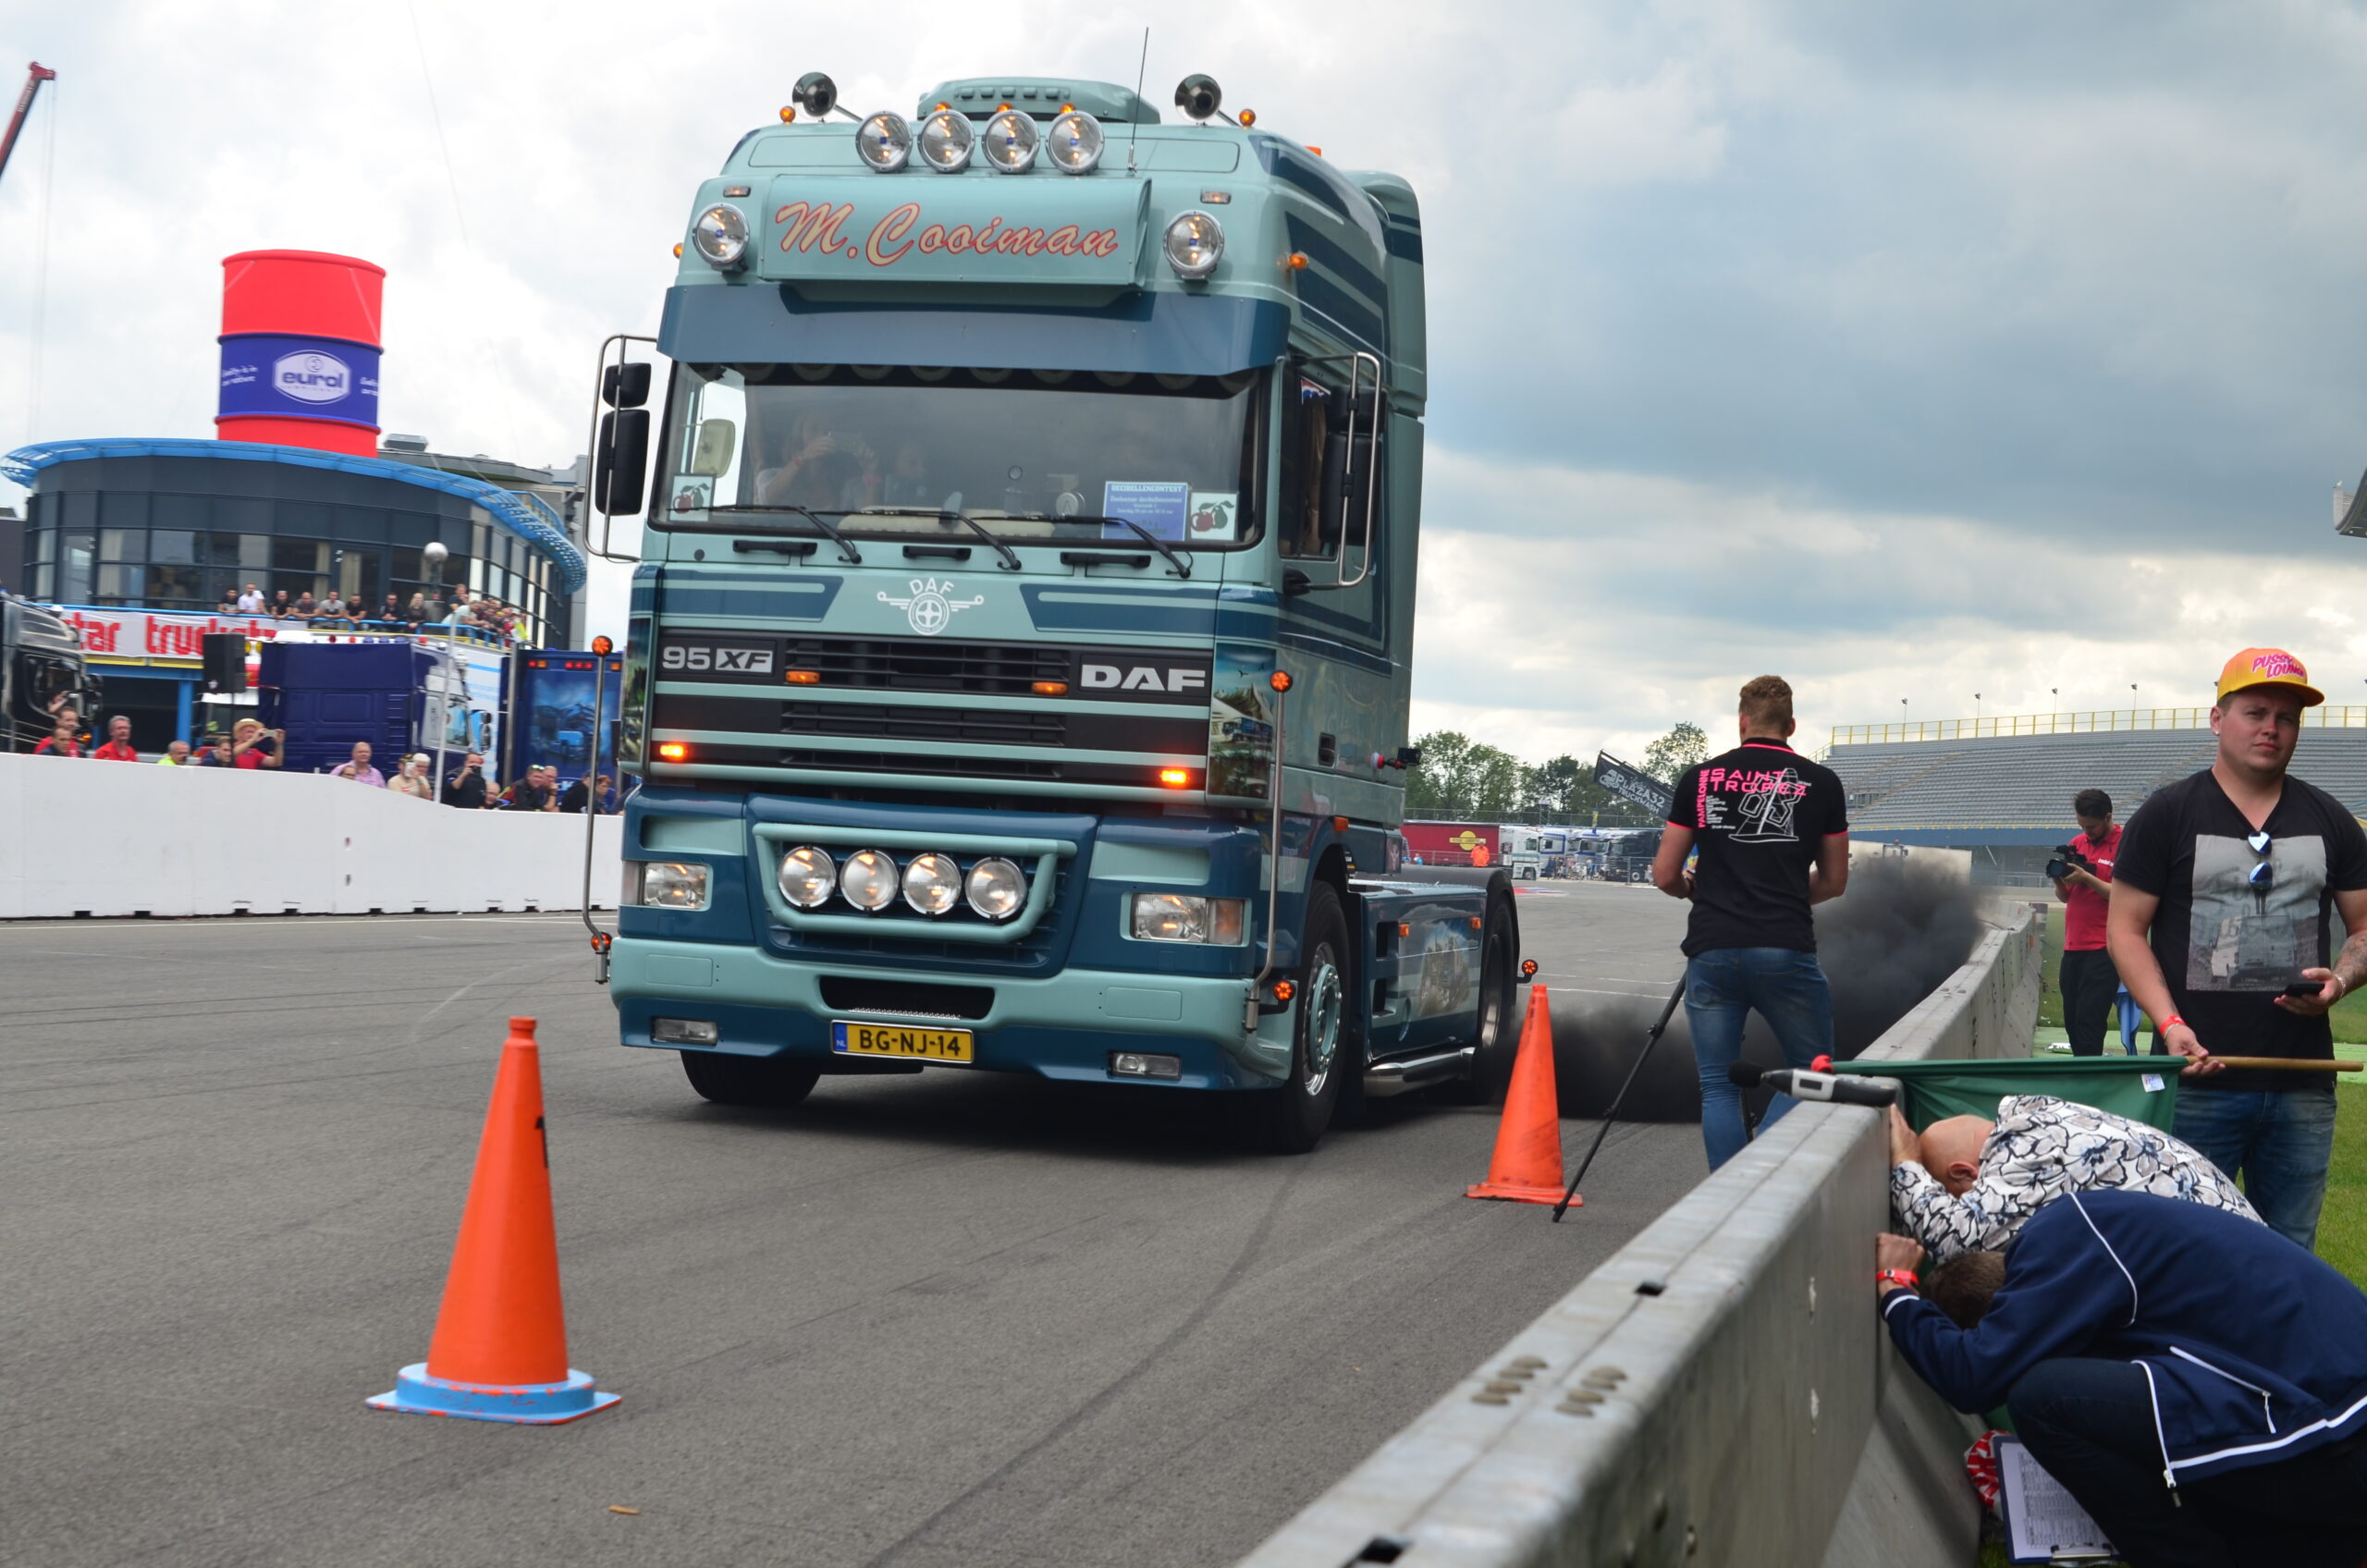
[1995,1435,2115,1563]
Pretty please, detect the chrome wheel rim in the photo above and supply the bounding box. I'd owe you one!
[1302,952,1343,1096]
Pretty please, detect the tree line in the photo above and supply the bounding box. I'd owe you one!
[1402,722,1708,825]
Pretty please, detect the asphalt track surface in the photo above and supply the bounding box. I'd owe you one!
[3,883,1706,1568]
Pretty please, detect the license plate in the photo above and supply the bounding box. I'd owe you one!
[830,1020,975,1064]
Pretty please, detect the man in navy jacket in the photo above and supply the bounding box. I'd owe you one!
[1877,1190,2367,1567]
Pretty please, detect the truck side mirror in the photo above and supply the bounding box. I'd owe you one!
[602,361,651,410]
[596,409,651,516]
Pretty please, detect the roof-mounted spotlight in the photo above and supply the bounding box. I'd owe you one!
[1174,73,1222,122]
[794,71,852,121]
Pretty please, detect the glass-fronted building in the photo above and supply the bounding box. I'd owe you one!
[0,436,588,748]
[5,438,583,638]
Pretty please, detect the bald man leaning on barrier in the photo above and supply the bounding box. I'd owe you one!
[1886,1094,2257,1266]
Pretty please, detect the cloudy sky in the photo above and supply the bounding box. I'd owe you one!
[5,1,2366,760]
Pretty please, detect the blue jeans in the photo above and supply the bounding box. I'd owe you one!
[1686,947,1836,1170]
[2172,1083,2337,1250]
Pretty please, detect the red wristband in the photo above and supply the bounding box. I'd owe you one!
[1877,1268,1919,1290]
[2163,1015,2187,1032]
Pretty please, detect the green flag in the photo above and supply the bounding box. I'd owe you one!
[1834,1056,2180,1132]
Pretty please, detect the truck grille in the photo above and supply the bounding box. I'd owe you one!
[817,976,995,1020]
[782,701,1067,747]
[784,635,1070,697]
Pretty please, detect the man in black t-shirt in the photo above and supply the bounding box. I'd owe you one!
[441,753,492,809]
[1653,675,1852,1170]
[2108,647,2367,1249]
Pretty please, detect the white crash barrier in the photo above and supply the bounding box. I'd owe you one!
[1239,913,2043,1568]
[0,753,623,919]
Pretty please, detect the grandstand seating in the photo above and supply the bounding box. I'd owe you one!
[1828,728,2367,839]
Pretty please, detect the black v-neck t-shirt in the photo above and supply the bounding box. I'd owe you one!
[2112,768,2367,1093]
[1668,740,1848,958]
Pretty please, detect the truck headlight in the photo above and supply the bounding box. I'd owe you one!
[1046,110,1103,174]
[1131,893,1245,944]
[840,848,899,910]
[691,203,750,269]
[636,861,710,910]
[965,857,1026,920]
[982,109,1038,173]
[778,845,836,909]
[902,852,962,916]
[856,111,912,172]
[919,109,975,172]
[1163,211,1224,278]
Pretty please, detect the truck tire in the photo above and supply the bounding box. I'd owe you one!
[680,1050,821,1109]
[1451,900,1521,1103]
[1233,879,1350,1154]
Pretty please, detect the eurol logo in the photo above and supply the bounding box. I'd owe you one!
[274,349,350,405]
[2252,652,2308,679]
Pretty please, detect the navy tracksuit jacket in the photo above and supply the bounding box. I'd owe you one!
[1883,1190,2367,1487]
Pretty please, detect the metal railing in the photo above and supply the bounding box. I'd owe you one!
[1831,705,2367,747]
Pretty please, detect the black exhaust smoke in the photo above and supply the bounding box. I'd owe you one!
[1549,858,1985,1121]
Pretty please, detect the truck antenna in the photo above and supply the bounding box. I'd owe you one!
[1128,28,1148,176]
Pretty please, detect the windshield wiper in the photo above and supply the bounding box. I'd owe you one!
[1027,514,1191,580]
[705,505,863,565]
[851,506,1023,572]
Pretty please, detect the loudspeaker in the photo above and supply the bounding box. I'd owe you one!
[202,633,247,694]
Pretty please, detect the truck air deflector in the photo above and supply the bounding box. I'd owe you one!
[658,287,1288,378]
[751,823,1073,943]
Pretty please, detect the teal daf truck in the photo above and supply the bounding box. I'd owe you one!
[595,69,1523,1150]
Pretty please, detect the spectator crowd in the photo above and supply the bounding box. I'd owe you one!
[29,707,618,812]
[218,581,530,643]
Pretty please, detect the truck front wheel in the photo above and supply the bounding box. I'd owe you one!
[1233,879,1350,1154]
[680,1050,821,1109]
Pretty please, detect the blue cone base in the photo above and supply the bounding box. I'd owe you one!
[366,1362,619,1425]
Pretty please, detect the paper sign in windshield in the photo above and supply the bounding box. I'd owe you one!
[1188,492,1240,542]
[1103,481,1191,542]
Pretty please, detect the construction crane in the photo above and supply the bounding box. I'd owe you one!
[0,62,55,188]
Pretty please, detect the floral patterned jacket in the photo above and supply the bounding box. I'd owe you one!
[1891,1094,2259,1265]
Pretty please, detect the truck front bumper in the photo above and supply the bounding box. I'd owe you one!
[610,937,1293,1090]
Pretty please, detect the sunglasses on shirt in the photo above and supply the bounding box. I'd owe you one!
[2248,829,2274,890]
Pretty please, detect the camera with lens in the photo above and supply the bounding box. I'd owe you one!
[2044,842,2094,881]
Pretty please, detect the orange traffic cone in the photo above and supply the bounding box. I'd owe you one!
[367,1018,619,1424]
[1466,986,1571,1206]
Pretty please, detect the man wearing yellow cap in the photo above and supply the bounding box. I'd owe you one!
[2106,649,2367,1248]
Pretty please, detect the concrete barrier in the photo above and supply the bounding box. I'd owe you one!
[1239,911,2043,1568]
[0,753,622,918]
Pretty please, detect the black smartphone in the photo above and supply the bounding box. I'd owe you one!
[2283,980,2326,999]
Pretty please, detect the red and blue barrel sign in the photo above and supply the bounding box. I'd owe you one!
[216,249,386,456]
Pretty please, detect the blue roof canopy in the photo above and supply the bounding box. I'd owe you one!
[1,437,587,594]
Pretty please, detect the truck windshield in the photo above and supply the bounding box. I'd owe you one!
[652,363,1260,548]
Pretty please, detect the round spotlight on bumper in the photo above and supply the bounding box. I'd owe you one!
[965,857,1026,921]
[856,112,913,172]
[983,110,1039,173]
[902,852,962,916]
[919,109,975,172]
[840,849,900,910]
[1163,211,1225,279]
[1046,110,1104,174]
[690,203,751,270]
[778,845,836,909]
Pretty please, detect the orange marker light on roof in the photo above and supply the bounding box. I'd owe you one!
[672,243,684,258]
[779,106,796,123]
[1239,108,1256,127]
[1307,146,1322,156]
[656,742,690,762]
[1285,251,1309,271]
[1159,767,1192,788]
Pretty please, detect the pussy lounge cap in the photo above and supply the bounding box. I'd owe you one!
[2216,647,2325,706]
